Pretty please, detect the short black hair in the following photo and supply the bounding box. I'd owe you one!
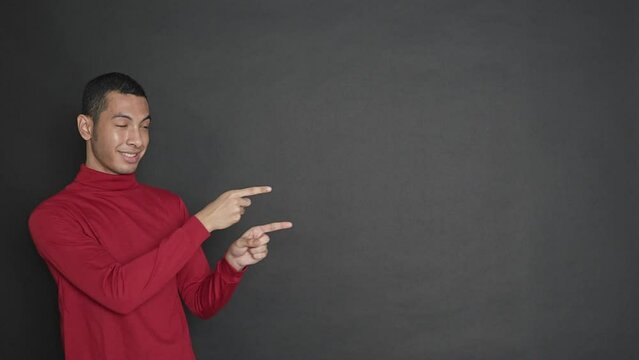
[81,72,147,120]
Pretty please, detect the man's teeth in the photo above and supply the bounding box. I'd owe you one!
[122,153,137,158]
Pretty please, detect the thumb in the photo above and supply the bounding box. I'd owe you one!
[234,236,250,249]
[234,230,258,248]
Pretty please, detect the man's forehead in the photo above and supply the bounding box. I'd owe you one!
[104,91,149,113]
[105,91,148,105]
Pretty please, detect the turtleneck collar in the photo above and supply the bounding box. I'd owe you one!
[72,164,139,191]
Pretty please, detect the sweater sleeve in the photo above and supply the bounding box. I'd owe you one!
[28,201,211,315]
[176,200,245,319]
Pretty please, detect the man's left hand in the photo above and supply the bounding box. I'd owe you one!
[225,221,293,271]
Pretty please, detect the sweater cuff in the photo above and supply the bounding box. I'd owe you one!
[218,257,246,283]
[183,216,211,246]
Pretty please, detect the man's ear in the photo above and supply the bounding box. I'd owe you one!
[77,114,94,140]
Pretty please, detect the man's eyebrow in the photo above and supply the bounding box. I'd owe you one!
[111,113,152,121]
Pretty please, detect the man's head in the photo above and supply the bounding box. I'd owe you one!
[77,73,151,175]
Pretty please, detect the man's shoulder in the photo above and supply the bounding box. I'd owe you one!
[30,182,187,221]
[31,186,77,212]
[29,189,80,229]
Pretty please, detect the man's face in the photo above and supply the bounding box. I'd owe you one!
[85,91,151,175]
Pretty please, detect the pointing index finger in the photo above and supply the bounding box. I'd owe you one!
[257,221,293,234]
[233,186,272,198]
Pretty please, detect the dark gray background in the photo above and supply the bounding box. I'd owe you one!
[1,0,637,359]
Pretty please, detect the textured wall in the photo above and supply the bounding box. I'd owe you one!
[1,1,636,359]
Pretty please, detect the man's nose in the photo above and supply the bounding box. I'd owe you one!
[126,127,143,147]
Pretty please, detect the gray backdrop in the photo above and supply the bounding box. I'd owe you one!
[1,0,637,359]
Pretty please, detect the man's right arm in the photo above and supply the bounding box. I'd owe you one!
[29,203,210,315]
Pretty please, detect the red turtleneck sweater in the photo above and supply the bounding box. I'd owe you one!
[28,164,244,359]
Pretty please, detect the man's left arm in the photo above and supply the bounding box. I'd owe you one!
[176,248,245,320]
[176,201,292,319]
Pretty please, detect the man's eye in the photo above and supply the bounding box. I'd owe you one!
[115,125,127,128]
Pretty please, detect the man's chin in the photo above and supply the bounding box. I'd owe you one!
[113,163,140,175]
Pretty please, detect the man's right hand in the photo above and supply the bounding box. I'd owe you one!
[194,186,272,232]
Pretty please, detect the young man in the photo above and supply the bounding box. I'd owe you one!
[28,73,292,359]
